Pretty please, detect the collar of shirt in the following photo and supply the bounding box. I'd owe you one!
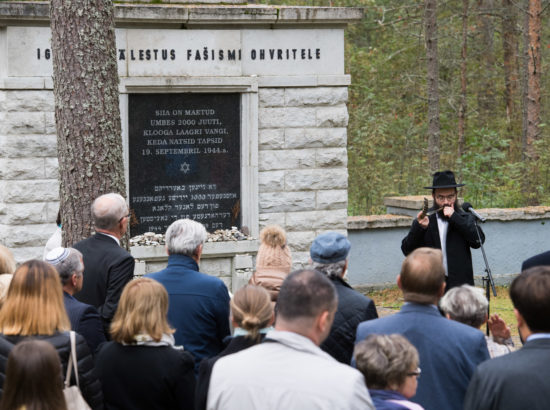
[526,333,550,342]
[96,232,120,246]
[436,214,449,276]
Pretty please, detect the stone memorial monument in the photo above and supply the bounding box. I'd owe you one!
[0,1,362,290]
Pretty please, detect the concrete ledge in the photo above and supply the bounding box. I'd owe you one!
[0,2,363,26]
[131,239,259,260]
[348,214,412,230]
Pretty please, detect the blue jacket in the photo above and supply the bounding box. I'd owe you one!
[64,292,106,354]
[148,255,230,371]
[355,303,489,410]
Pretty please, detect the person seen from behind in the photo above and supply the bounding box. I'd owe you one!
[354,334,423,410]
[0,339,67,410]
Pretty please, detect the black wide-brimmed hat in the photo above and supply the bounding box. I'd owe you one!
[424,170,465,189]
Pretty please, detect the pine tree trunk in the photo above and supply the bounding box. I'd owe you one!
[458,0,469,159]
[425,0,440,172]
[501,0,520,158]
[50,0,126,246]
[502,0,520,123]
[476,0,496,124]
[521,0,541,204]
[525,0,541,160]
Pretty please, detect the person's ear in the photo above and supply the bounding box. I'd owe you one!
[438,282,446,298]
[195,244,203,259]
[318,310,333,334]
[71,273,78,287]
[514,308,524,328]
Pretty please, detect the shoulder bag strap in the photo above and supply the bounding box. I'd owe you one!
[68,330,80,388]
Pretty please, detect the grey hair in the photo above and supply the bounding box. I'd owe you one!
[354,334,419,390]
[91,193,128,230]
[439,285,488,328]
[310,260,347,278]
[166,219,207,256]
[48,248,84,286]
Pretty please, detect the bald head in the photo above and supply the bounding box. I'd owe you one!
[91,193,128,231]
[399,247,445,304]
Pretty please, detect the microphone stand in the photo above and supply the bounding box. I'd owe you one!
[473,219,496,336]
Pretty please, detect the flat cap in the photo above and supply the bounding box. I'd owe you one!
[310,232,351,264]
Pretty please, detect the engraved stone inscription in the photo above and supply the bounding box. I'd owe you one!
[129,93,241,235]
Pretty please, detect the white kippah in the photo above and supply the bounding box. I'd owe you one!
[45,247,70,265]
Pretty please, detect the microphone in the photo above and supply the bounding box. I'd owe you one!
[461,202,486,223]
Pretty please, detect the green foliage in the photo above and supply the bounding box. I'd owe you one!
[265,0,550,214]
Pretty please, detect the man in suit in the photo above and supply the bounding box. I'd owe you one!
[309,232,378,364]
[46,247,106,354]
[464,265,550,410]
[73,193,135,336]
[355,247,490,410]
[148,219,230,372]
[521,249,550,271]
[208,270,374,410]
[401,170,485,290]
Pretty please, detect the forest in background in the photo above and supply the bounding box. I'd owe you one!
[266,0,550,215]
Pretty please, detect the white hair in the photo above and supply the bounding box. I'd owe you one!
[439,285,488,328]
[309,260,347,278]
[166,219,207,256]
[91,193,128,230]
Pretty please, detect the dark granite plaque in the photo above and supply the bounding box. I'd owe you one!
[128,93,241,235]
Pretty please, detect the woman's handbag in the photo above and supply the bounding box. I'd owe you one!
[63,331,92,410]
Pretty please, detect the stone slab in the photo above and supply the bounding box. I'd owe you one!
[0,3,363,26]
[3,26,345,78]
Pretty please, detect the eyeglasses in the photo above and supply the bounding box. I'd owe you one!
[119,213,131,223]
[407,368,421,378]
[435,194,456,202]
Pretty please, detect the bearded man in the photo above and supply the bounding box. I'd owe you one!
[401,170,485,290]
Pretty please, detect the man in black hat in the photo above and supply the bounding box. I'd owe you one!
[401,170,485,289]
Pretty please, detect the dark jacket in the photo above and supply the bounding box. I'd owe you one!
[0,332,103,410]
[321,275,378,364]
[369,389,420,410]
[96,341,196,410]
[464,338,550,410]
[195,335,262,410]
[64,292,106,354]
[401,206,484,289]
[73,233,135,333]
[355,303,490,410]
[148,255,230,372]
[521,250,550,271]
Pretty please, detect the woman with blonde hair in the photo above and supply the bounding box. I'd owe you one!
[0,259,102,408]
[0,245,16,305]
[95,277,196,409]
[196,285,274,410]
[0,339,67,410]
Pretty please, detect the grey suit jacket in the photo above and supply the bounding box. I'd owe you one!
[355,303,490,410]
[464,338,550,410]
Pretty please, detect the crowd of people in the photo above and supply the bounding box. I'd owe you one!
[0,173,549,409]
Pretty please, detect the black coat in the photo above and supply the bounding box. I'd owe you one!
[0,332,103,410]
[64,292,106,355]
[320,276,378,364]
[464,338,550,410]
[195,335,261,410]
[401,206,484,289]
[95,341,196,410]
[521,250,550,271]
[73,233,135,333]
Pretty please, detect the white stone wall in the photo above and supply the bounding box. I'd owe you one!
[258,86,349,268]
[0,85,350,266]
[0,89,59,262]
